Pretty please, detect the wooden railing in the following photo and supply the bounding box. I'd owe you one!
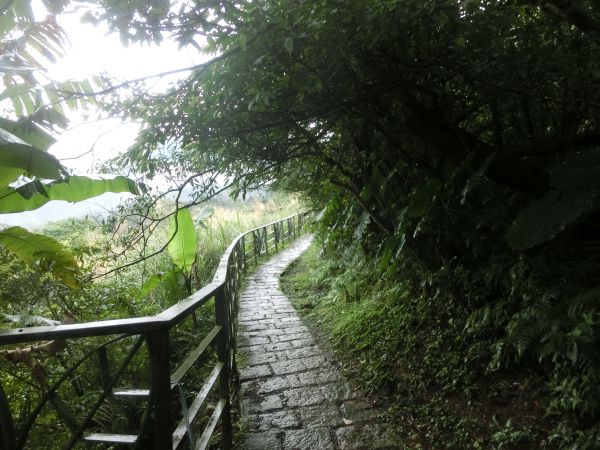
[0,212,309,449]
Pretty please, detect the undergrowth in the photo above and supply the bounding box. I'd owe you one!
[281,242,554,449]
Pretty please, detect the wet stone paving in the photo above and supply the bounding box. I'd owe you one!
[237,236,403,450]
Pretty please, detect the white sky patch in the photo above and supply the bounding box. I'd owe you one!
[49,4,203,172]
[1,2,210,228]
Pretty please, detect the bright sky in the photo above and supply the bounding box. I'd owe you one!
[0,2,206,228]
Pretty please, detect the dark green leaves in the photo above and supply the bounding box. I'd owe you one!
[506,151,600,250]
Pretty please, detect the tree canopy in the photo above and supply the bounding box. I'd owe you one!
[112,0,600,247]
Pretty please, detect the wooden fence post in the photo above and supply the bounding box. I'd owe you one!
[0,383,15,450]
[215,287,233,449]
[240,235,246,273]
[97,347,111,392]
[263,227,269,255]
[146,329,172,449]
[252,230,259,263]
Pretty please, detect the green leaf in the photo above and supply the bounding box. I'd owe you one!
[0,58,35,73]
[10,0,35,22]
[0,167,23,187]
[0,128,65,179]
[167,208,197,274]
[378,236,396,272]
[506,150,600,250]
[139,273,163,298]
[159,269,182,301]
[139,268,184,299]
[0,226,80,288]
[506,189,599,250]
[0,117,56,151]
[0,175,140,213]
[406,178,442,218]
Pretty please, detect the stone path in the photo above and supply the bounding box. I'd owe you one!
[236,236,403,450]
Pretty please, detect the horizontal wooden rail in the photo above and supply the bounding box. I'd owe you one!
[0,211,310,450]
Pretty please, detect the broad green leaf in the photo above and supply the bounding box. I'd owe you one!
[139,268,182,299]
[0,226,80,288]
[159,269,183,302]
[506,150,600,250]
[139,273,163,298]
[34,175,140,202]
[0,58,35,73]
[378,236,396,272]
[0,175,140,213]
[0,117,56,151]
[506,189,599,250]
[0,167,23,187]
[406,178,442,218]
[0,128,65,179]
[0,85,32,103]
[0,85,43,117]
[10,0,35,22]
[0,13,15,40]
[167,208,197,274]
[30,102,69,129]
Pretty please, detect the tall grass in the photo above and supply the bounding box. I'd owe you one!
[193,199,300,284]
[97,194,302,317]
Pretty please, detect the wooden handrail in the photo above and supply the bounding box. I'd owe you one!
[0,211,310,450]
[0,213,307,345]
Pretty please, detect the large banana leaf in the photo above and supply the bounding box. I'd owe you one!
[167,208,197,275]
[0,167,23,188]
[0,128,65,180]
[0,117,56,151]
[0,175,140,213]
[0,226,80,288]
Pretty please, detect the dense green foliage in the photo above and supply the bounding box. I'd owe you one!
[282,243,551,448]
[96,0,600,447]
[2,0,600,447]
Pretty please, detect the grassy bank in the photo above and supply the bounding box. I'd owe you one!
[280,242,554,449]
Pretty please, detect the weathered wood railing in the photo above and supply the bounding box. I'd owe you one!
[0,212,309,449]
